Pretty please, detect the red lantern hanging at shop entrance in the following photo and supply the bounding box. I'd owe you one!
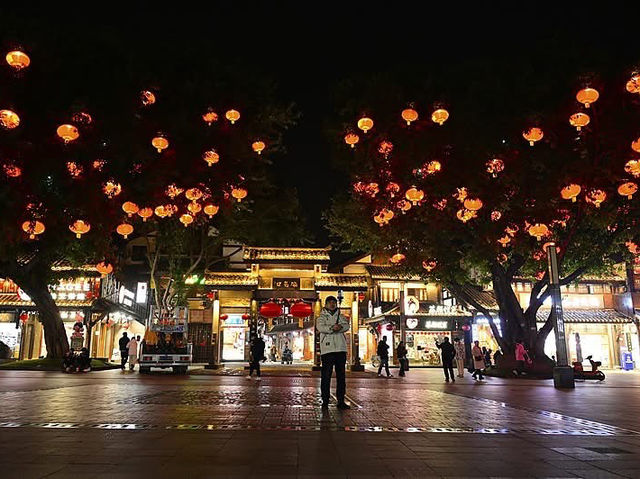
[259,301,282,318]
[290,301,313,318]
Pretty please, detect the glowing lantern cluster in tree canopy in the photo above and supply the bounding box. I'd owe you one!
[252,140,266,155]
[204,204,219,218]
[69,219,91,238]
[166,184,183,198]
[203,149,219,166]
[405,186,424,205]
[179,214,193,227]
[422,259,437,271]
[225,109,240,124]
[151,134,169,153]
[202,109,218,125]
[569,112,590,131]
[497,235,511,247]
[454,187,468,202]
[185,188,203,201]
[401,108,418,125]
[138,207,153,222]
[116,223,134,239]
[523,127,543,146]
[103,181,122,198]
[618,182,638,199]
[3,164,21,178]
[585,189,607,208]
[528,223,549,241]
[456,209,477,223]
[5,50,30,71]
[56,124,80,143]
[122,201,139,217]
[378,141,393,156]
[561,183,581,202]
[0,109,20,129]
[390,252,405,264]
[625,160,640,177]
[426,161,442,174]
[231,186,248,202]
[463,198,483,211]
[384,182,400,198]
[140,90,156,106]
[22,220,45,239]
[626,75,640,94]
[357,117,373,133]
[344,132,359,148]
[632,138,640,153]
[397,199,411,213]
[188,201,202,214]
[431,108,449,125]
[96,262,113,276]
[576,87,599,108]
[486,158,504,177]
[374,208,394,226]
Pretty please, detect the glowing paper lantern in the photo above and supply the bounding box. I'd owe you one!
[69,220,91,238]
[431,108,449,125]
[204,204,219,218]
[390,253,405,264]
[5,50,30,71]
[463,198,483,211]
[22,220,45,239]
[625,160,640,177]
[357,117,373,133]
[252,140,266,155]
[344,133,359,148]
[422,259,437,271]
[202,109,218,125]
[225,109,240,124]
[140,90,156,106]
[116,223,134,239]
[561,184,581,202]
[0,109,20,129]
[152,135,169,153]
[576,87,599,108]
[585,189,607,208]
[406,186,424,205]
[122,201,139,217]
[523,127,543,146]
[231,187,248,202]
[179,214,193,227]
[486,159,504,177]
[138,207,153,222]
[96,262,113,276]
[569,112,590,131]
[103,181,122,198]
[618,182,638,200]
[528,223,549,241]
[401,108,418,125]
[185,188,203,201]
[57,124,79,143]
[203,149,220,166]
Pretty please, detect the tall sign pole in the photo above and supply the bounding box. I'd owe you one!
[545,242,575,389]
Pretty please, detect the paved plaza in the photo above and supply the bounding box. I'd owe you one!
[1,367,640,478]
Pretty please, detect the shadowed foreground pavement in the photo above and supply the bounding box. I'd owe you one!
[1,367,639,478]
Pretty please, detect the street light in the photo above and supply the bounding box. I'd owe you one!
[545,242,575,389]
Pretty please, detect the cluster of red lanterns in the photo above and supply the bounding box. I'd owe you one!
[258,300,313,318]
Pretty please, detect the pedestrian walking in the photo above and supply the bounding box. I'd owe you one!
[397,341,408,377]
[376,336,392,377]
[453,337,465,378]
[513,339,531,377]
[247,335,266,380]
[471,340,485,380]
[118,332,129,370]
[435,336,456,382]
[484,348,493,368]
[316,296,351,410]
[127,335,138,371]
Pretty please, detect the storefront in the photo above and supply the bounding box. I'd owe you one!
[266,320,315,363]
[221,313,248,361]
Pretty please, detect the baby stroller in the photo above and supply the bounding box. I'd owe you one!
[281,347,293,364]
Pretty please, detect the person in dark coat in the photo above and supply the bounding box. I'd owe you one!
[377,336,392,377]
[397,341,408,377]
[118,332,129,370]
[248,336,266,380]
[435,336,457,382]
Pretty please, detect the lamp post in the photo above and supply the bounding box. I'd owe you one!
[545,242,575,389]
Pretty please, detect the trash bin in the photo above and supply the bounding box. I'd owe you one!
[621,352,634,371]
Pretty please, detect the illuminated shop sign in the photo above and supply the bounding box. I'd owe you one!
[405,318,450,330]
[273,278,300,290]
[119,286,135,307]
[424,320,448,329]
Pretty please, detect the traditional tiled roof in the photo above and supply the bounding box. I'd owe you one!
[243,246,331,263]
[204,272,259,289]
[15,255,100,275]
[315,274,368,290]
[456,285,498,310]
[536,308,632,324]
[365,265,421,280]
[0,293,94,308]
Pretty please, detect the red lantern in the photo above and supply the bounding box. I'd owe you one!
[260,301,283,318]
[462,324,471,332]
[241,313,251,320]
[290,301,313,318]
[220,314,229,320]
[358,292,365,301]
[385,324,394,331]
[19,312,28,323]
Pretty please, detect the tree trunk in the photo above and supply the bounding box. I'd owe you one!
[14,274,69,359]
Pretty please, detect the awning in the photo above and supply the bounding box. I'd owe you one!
[267,320,314,334]
[536,309,633,324]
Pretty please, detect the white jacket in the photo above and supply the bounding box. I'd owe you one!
[316,308,350,355]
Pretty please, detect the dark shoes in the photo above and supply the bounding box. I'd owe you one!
[336,402,351,410]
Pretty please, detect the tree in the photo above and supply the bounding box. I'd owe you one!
[0,46,297,358]
[326,71,640,372]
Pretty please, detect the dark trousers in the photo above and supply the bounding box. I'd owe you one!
[399,357,408,376]
[515,360,525,375]
[321,351,346,404]
[377,356,390,376]
[120,350,128,369]
[472,368,485,379]
[442,359,454,380]
[249,360,261,377]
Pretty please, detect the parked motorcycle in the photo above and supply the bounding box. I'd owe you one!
[572,355,605,381]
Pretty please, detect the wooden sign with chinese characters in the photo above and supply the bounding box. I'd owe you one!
[273,278,300,290]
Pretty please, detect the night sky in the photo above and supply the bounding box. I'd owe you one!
[2,4,638,245]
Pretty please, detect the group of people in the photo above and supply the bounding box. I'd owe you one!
[118,332,141,371]
[62,347,91,373]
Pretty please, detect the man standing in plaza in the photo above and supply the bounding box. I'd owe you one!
[436,336,456,382]
[316,296,351,410]
[118,332,129,371]
[376,336,392,377]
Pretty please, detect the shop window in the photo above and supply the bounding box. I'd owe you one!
[381,288,399,302]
